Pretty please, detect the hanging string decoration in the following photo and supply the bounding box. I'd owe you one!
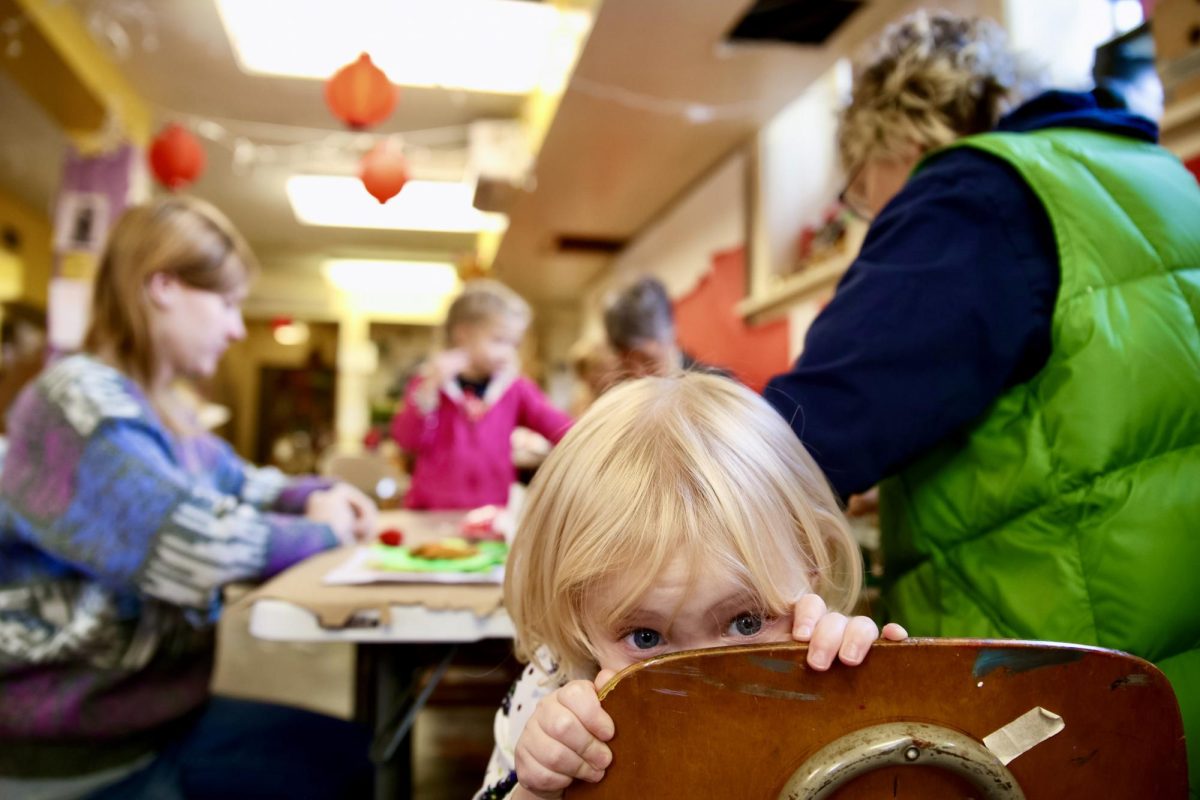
[359,137,408,203]
[148,123,206,189]
[325,53,398,130]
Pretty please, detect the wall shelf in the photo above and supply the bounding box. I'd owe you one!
[736,246,855,324]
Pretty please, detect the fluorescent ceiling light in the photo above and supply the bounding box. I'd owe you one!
[322,259,459,294]
[322,259,461,319]
[287,176,507,233]
[215,0,589,95]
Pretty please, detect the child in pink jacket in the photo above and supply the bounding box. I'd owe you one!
[392,280,573,510]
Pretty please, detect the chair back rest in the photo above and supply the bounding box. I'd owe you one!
[322,452,406,502]
[565,639,1186,799]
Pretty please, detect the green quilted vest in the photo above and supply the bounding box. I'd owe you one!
[878,126,1200,788]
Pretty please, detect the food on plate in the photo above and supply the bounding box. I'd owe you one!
[367,537,508,574]
[409,537,478,560]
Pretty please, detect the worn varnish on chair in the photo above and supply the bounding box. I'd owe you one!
[565,640,1186,799]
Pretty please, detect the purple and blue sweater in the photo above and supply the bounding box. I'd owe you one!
[0,355,338,778]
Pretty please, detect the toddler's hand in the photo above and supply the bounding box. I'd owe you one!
[790,593,907,671]
[413,349,471,411]
[425,349,471,386]
[513,670,617,800]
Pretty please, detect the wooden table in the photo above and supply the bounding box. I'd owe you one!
[244,510,513,800]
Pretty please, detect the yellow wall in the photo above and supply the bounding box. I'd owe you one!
[0,189,52,309]
[2,0,151,149]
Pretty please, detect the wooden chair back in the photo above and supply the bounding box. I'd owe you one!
[565,639,1186,799]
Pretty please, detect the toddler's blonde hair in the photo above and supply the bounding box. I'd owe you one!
[444,279,531,341]
[505,373,862,677]
[838,10,1029,168]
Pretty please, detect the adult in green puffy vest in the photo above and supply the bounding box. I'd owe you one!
[764,11,1200,792]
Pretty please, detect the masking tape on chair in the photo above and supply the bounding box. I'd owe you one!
[982,706,1065,765]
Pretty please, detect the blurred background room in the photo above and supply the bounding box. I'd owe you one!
[0,0,1195,797]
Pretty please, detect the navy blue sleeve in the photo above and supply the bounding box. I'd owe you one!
[763,149,1059,500]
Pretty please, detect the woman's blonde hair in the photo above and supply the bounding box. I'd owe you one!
[444,279,531,341]
[838,11,1029,168]
[85,195,256,388]
[505,372,862,677]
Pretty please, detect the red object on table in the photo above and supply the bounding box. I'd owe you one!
[378,529,404,547]
[460,505,505,540]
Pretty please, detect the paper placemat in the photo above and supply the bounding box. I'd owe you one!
[238,546,504,629]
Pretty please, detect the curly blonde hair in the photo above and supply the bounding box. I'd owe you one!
[839,11,1030,168]
[505,372,862,678]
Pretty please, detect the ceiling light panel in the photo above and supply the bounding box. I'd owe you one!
[286,175,508,232]
[215,0,583,95]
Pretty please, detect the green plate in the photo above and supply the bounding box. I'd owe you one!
[368,540,508,573]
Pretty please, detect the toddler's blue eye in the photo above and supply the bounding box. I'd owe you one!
[730,613,763,637]
[628,628,662,649]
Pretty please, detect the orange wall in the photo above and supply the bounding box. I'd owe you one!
[674,247,789,392]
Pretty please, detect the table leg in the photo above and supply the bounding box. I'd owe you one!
[357,644,458,800]
[358,644,417,799]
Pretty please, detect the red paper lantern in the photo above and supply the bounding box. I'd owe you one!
[325,53,398,129]
[360,139,408,204]
[148,123,205,190]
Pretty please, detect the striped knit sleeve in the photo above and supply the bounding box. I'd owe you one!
[4,414,337,612]
[193,431,331,514]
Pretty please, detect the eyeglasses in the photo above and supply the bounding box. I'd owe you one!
[838,161,874,223]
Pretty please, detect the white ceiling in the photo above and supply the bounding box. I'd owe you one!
[0,0,909,314]
[492,0,904,303]
[0,0,526,274]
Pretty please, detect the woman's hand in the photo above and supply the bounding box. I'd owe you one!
[791,593,907,671]
[513,670,617,800]
[305,484,378,545]
[330,482,377,540]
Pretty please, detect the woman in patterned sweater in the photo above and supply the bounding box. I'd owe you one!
[0,197,376,798]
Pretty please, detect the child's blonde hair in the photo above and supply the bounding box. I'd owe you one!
[505,373,862,677]
[444,279,531,341]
